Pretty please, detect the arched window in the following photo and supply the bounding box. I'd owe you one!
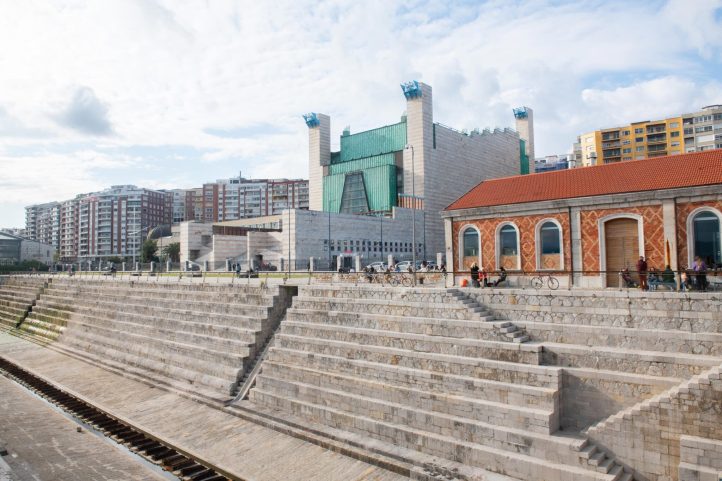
[497,223,520,269]
[692,210,721,266]
[462,228,479,257]
[537,220,562,270]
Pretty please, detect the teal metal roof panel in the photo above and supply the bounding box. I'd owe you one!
[328,153,396,176]
[339,122,407,162]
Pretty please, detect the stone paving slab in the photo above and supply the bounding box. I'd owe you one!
[0,332,413,481]
[0,375,166,481]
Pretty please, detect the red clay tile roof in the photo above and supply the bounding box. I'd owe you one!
[446,150,722,211]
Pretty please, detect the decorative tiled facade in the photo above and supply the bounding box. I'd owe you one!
[580,205,665,272]
[675,200,722,269]
[452,212,571,272]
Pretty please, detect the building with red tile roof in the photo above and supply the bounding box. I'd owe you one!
[441,150,722,289]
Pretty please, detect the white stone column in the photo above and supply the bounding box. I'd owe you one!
[307,114,330,212]
[355,255,361,272]
[571,207,583,286]
[309,257,315,272]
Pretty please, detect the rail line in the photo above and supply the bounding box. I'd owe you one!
[0,356,239,481]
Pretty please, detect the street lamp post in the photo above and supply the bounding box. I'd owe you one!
[405,144,416,285]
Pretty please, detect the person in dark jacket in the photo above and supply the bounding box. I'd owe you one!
[636,256,648,290]
[470,263,480,287]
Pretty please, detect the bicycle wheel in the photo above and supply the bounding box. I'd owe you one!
[547,277,559,290]
[387,276,399,286]
[531,277,544,289]
[401,276,413,287]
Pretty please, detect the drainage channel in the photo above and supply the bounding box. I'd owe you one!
[0,356,239,481]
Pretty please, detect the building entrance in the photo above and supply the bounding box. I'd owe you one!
[605,218,639,287]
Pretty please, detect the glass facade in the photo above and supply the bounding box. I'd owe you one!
[693,212,721,265]
[339,173,370,214]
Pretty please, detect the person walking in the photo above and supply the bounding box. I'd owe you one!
[636,256,648,291]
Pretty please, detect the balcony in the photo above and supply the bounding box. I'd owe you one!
[602,141,621,149]
[647,134,667,144]
[601,132,620,141]
[646,125,666,134]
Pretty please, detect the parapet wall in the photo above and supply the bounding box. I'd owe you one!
[466,288,722,330]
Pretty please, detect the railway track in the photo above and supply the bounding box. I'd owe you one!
[0,356,237,481]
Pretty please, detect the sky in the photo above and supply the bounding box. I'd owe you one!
[1,0,722,227]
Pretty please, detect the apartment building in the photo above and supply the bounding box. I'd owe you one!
[27,186,172,261]
[179,176,309,224]
[576,104,722,167]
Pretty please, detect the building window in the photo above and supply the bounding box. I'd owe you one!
[669,122,679,128]
[462,227,479,257]
[622,130,630,136]
[635,137,644,143]
[671,131,680,137]
[339,173,369,214]
[622,148,632,154]
[691,210,721,266]
[536,221,562,271]
[636,146,645,152]
[497,223,520,270]
[634,128,644,134]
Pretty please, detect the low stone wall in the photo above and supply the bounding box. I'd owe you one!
[586,364,722,481]
[466,288,722,331]
[310,272,446,286]
[560,369,678,432]
[678,435,722,481]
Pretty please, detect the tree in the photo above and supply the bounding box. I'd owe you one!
[140,239,158,263]
[162,242,180,263]
[107,256,123,264]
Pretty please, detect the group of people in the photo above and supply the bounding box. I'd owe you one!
[469,263,506,288]
[622,255,712,291]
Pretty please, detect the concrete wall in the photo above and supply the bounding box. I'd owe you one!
[209,235,247,268]
[20,238,56,264]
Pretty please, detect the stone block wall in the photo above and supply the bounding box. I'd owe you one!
[586,364,722,481]
[678,435,722,481]
[466,289,722,332]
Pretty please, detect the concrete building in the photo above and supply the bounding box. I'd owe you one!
[514,106,535,173]
[24,202,60,249]
[178,175,309,224]
[444,149,722,288]
[534,153,576,173]
[0,232,56,265]
[306,81,525,260]
[180,207,431,272]
[577,104,722,167]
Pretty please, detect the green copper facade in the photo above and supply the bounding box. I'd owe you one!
[323,121,406,214]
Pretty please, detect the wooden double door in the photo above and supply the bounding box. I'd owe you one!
[605,218,639,287]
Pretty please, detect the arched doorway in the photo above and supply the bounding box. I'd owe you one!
[604,218,640,287]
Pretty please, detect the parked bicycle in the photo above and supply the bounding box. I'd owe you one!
[387,273,413,287]
[531,273,559,290]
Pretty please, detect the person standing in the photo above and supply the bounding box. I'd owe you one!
[636,256,648,291]
[694,256,708,291]
[470,262,480,288]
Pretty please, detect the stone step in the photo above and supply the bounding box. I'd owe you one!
[20,315,66,340]
[274,334,560,388]
[0,291,37,304]
[266,347,558,409]
[60,327,244,382]
[247,390,615,481]
[298,286,456,304]
[35,298,264,331]
[258,361,557,432]
[32,305,260,344]
[52,340,236,398]
[51,279,274,296]
[39,291,271,318]
[519,321,722,356]
[0,302,29,318]
[60,320,250,369]
[285,308,504,340]
[279,321,541,364]
[58,313,257,353]
[36,293,267,325]
[43,285,274,305]
[541,342,721,378]
[292,296,486,321]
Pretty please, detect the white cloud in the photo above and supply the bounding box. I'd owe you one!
[0,0,721,227]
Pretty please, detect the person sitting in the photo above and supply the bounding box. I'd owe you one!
[479,267,488,287]
[493,267,507,287]
[621,268,636,288]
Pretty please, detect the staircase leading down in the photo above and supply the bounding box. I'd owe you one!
[0,276,47,331]
[243,285,637,481]
[16,278,292,402]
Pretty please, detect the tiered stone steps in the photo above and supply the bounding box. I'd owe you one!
[246,285,632,481]
[0,276,46,330]
[18,279,286,401]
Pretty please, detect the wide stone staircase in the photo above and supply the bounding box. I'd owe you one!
[0,276,47,331]
[14,278,290,402]
[244,285,635,481]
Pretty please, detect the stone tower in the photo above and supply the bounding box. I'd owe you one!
[514,106,535,174]
[304,113,330,211]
